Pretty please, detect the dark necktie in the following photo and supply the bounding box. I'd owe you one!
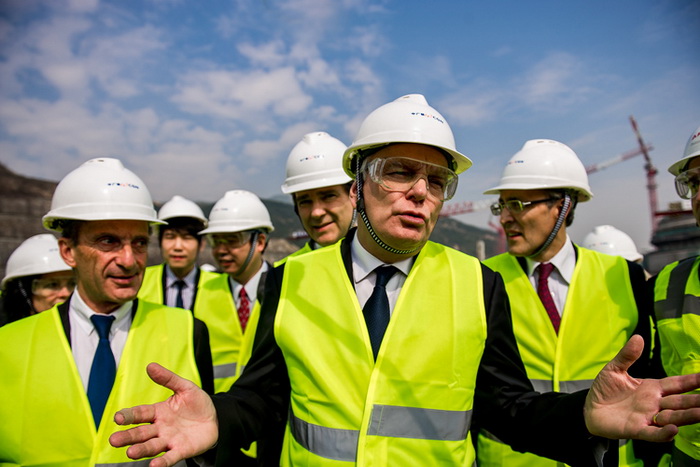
[238,287,250,332]
[174,279,186,309]
[363,266,398,359]
[87,314,116,427]
[536,263,561,333]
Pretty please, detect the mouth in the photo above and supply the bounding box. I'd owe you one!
[109,274,138,285]
[397,210,427,226]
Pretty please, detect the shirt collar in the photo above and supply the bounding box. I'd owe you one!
[69,286,133,336]
[164,264,198,289]
[525,235,576,284]
[351,233,413,285]
[230,261,269,302]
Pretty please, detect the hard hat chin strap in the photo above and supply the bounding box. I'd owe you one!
[528,193,571,260]
[18,280,37,315]
[238,230,260,276]
[355,157,421,256]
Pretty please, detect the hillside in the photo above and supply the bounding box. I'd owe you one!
[0,161,498,276]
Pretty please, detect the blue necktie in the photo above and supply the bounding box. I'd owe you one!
[363,266,398,359]
[174,280,186,309]
[87,314,116,427]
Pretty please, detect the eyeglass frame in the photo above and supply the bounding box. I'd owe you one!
[674,167,700,200]
[360,156,459,201]
[31,277,77,296]
[206,230,258,249]
[490,197,557,216]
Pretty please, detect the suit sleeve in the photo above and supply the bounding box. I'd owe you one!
[210,265,289,465]
[192,317,215,395]
[474,264,609,466]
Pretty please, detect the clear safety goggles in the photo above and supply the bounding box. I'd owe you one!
[490,198,555,216]
[206,231,254,249]
[362,157,458,201]
[31,277,76,296]
[674,167,700,200]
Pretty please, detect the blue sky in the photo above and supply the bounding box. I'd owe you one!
[1,0,698,252]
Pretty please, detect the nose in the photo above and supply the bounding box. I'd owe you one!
[115,243,137,269]
[310,200,327,218]
[407,176,429,200]
[499,207,514,225]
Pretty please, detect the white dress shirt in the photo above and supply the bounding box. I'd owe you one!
[69,288,133,391]
[525,236,576,317]
[164,265,198,309]
[230,261,269,308]
[351,233,412,315]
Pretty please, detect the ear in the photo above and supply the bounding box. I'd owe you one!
[58,237,78,268]
[350,181,358,209]
[255,232,267,252]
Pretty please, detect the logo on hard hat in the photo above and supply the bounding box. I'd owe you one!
[410,112,444,124]
[507,160,525,165]
[107,182,141,189]
[299,155,325,162]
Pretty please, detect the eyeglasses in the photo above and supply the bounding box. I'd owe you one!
[490,198,555,216]
[207,231,253,249]
[674,167,700,200]
[362,156,458,201]
[31,277,76,296]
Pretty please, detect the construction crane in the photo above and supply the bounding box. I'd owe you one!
[629,115,659,232]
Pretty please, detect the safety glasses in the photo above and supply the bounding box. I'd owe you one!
[362,157,458,201]
[674,167,700,200]
[490,198,555,216]
[31,277,76,296]
[206,231,254,249]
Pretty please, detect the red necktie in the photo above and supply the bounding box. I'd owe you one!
[536,263,560,333]
[238,287,250,332]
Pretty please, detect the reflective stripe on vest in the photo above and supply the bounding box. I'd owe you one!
[654,257,700,321]
[276,241,486,465]
[530,379,594,394]
[290,405,472,462]
[0,302,201,465]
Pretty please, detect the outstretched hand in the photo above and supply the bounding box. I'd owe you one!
[584,335,700,442]
[109,362,219,467]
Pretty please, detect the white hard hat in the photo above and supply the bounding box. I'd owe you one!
[343,94,473,176]
[199,190,274,234]
[281,132,351,194]
[582,225,643,262]
[484,139,593,202]
[668,125,700,176]
[2,234,72,287]
[43,158,163,232]
[158,195,207,224]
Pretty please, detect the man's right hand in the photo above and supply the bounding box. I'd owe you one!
[109,362,219,467]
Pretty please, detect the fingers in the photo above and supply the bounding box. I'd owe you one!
[659,393,700,411]
[655,407,700,428]
[658,372,700,397]
[109,422,160,448]
[607,335,644,372]
[114,403,159,426]
[635,424,679,443]
[147,362,198,394]
[124,437,170,463]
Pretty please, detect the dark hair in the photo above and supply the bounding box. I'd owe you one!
[59,220,85,244]
[0,276,37,325]
[291,181,353,216]
[158,217,205,246]
[547,191,578,227]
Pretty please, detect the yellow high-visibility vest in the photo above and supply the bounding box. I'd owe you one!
[275,241,486,465]
[0,301,201,466]
[654,256,700,461]
[140,264,241,392]
[480,248,642,467]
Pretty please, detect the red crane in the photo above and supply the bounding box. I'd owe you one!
[628,115,659,232]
